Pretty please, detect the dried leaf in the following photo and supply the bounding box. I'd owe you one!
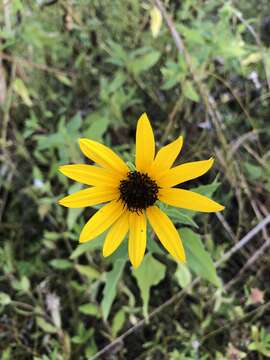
[250,288,264,305]
[150,6,162,38]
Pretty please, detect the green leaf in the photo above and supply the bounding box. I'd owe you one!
[101,259,125,321]
[129,51,161,74]
[191,180,221,198]
[107,40,128,65]
[244,162,262,181]
[147,237,164,255]
[36,132,64,151]
[13,78,33,107]
[71,323,93,345]
[75,265,100,280]
[36,317,57,334]
[84,116,110,141]
[175,263,192,288]
[108,71,126,93]
[0,292,11,306]
[133,254,166,318]
[67,208,84,230]
[161,58,186,90]
[179,24,205,45]
[66,112,82,133]
[162,206,198,228]
[12,276,30,293]
[111,309,126,337]
[183,80,200,102]
[180,228,221,287]
[1,347,12,360]
[79,303,101,317]
[50,259,73,270]
[56,74,72,86]
[107,238,129,262]
[70,235,104,259]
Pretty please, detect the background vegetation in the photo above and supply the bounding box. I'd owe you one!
[1,0,270,359]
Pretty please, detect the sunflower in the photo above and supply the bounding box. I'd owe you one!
[58,113,224,268]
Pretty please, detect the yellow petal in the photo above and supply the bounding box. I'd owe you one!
[59,164,122,187]
[58,186,118,208]
[146,206,185,262]
[148,136,183,179]
[128,211,147,268]
[135,113,155,173]
[158,158,214,188]
[159,188,224,212]
[103,211,129,257]
[79,200,125,242]
[79,138,128,175]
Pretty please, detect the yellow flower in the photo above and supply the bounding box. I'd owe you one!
[58,113,224,268]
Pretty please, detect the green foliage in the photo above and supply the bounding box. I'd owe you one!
[133,254,166,318]
[248,326,270,357]
[1,0,269,358]
[111,309,126,337]
[79,303,101,318]
[101,259,125,321]
[180,228,221,287]
[175,263,192,288]
[36,317,58,334]
[0,293,11,313]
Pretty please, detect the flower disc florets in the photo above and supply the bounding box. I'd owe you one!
[119,171,159,212]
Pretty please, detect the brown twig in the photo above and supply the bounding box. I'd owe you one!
[225,238,270,289]
[215,214,270,267]
[228,130,260,161]
[0,52,76,78]
[215,211,237,243]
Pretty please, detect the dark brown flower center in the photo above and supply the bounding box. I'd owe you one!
[119,171,159,212]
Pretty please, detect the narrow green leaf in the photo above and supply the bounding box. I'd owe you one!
[183,80,200,102]
[0,292,11,306]
[13,78,33,107]
[129,51,161,74]
[84,117,109,142]
[180,228,221,287]
[70,235,104,259]
[36,317,57,334]
[12,276,30,293]
[75,265,100,280]
[111,309,126,337]
[191,180,221,198]
[162,206,198,228]
[79,303,101,317]
[133,254,166,318]
[101,259,125,321]
[56,74,72,86]
[108,71,126,93]
[244,162,262,181]
[175,263,192,288]
[67,208,84,230]
[50,259,73,270]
